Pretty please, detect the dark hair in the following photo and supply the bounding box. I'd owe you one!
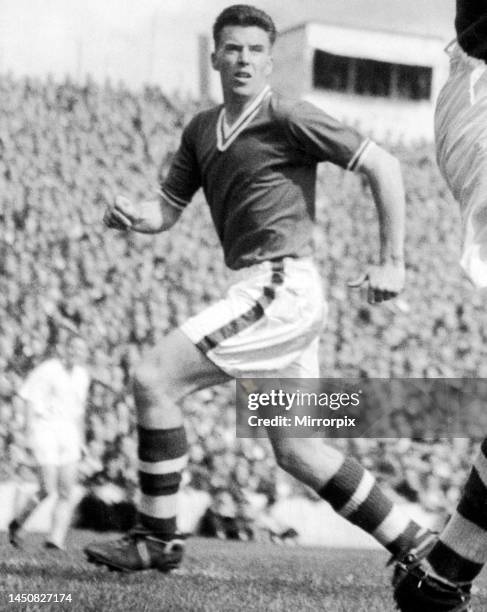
[213,4,277,47]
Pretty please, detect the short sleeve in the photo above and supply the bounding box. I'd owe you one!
[159,118,201,210]
[18,362,50,403]
[18,361,60,417]
[284,100,368,170]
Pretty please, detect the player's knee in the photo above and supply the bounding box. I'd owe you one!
[133,360,168,400]
[272,440,301,476]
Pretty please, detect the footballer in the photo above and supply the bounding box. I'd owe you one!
[85,4,435,576]
[9,335,90,550]
[394,2,487,611]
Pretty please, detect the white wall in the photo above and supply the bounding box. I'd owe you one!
[306,91,436,143]
[271,23,451,142]
[272,27,312,98]
[307,22,446,68]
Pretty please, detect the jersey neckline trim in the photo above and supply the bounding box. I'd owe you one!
[216,86,271,152]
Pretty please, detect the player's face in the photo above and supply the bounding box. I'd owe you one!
[212,26,273,104]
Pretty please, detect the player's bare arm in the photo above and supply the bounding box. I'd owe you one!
[352,143,406,304]
[103,193,182,233]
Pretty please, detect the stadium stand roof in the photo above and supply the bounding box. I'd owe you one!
[262,0,455,41]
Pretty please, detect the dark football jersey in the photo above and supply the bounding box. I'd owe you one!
[161,88,368,270]
[456,0,487,61]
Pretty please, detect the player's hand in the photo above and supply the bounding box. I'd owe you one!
[103,195,139,230]
[348,261,405,304]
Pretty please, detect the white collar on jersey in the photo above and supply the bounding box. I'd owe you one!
[216,85,271,152]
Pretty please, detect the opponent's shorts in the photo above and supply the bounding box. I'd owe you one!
[435,42,487,287]
[29,422,82,465]
[180,257,326,378]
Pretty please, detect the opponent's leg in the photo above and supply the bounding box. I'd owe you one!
[270,437,434,559]
[9,464,55,548]
[393,439,487,611]
[47,462,78,550]
[428,438,487,582]
[85,329,231,571]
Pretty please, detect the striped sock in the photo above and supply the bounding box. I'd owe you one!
[428,438,487,584]
[319,456,425,556]
[137,425,188,537]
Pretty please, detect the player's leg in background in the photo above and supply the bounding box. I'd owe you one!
[9,463,55,547]
[46,461,79,549]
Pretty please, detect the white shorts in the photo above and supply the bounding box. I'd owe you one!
[30,422,82,466]
[435,42,487,287]
[180,257,326,378]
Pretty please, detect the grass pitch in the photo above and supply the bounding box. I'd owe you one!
[1,531,486,611]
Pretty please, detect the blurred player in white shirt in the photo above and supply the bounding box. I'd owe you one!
[394,3,487,611]
[9,335,90,550]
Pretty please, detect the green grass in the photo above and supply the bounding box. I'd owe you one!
[1,531,486,611]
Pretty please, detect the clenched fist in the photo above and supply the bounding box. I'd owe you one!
[348,261,405,304]
[103,195,139,230]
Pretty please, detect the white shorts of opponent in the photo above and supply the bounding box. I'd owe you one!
[435,41,487,287]
[29,422,83,465]
[180,257,326,378]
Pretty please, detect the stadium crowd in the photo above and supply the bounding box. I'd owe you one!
[0,74,485,527]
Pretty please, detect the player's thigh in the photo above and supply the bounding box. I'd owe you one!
[279,336,321,378]
[135,328,231,401]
